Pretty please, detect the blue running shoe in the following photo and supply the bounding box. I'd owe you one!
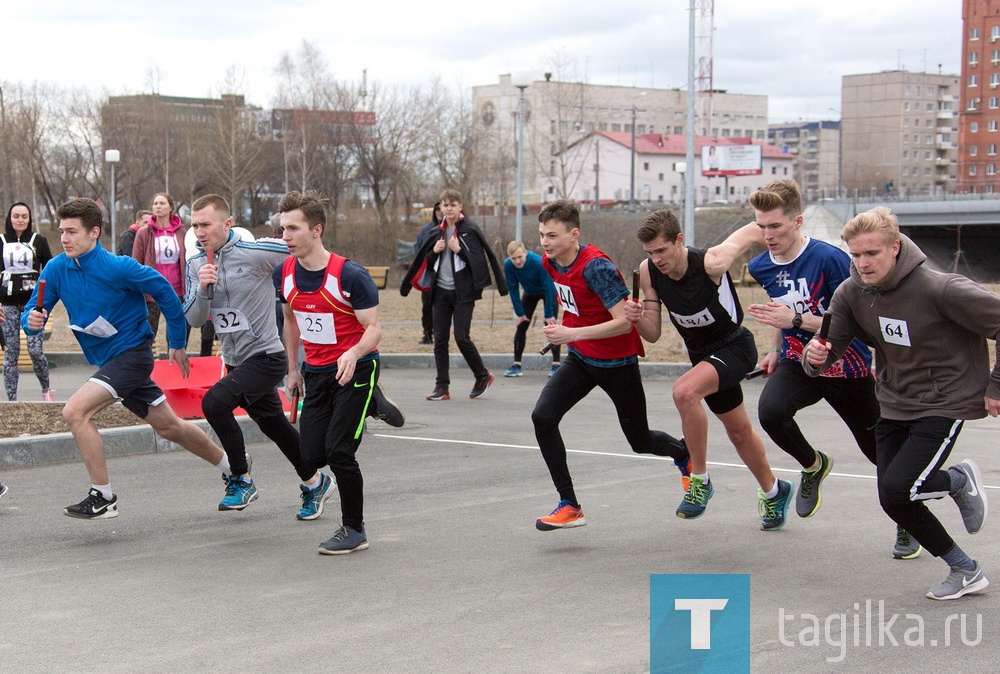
[297,473,335,521]
[759,479,794,531]
[219,475,258,511]
[504,363,523,377]
[676,475,713,519]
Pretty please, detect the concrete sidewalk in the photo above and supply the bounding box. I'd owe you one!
[2,364,998,672]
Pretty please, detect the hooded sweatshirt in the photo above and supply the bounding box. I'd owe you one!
[132,213,186,295]
[803,233,1000,421]
[1,202,53,306]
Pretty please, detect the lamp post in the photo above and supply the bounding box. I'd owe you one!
[628,92,647,212]
[675,161,687,221]
[511,71,532,243]
[105,149,120,250]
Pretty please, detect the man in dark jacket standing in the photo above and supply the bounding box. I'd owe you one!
[401,189,507,400]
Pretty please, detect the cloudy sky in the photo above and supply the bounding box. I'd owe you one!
[3,0,961,122]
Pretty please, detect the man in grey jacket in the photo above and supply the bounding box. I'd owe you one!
[804,206,997,601]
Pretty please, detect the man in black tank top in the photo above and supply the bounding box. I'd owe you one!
[625,210,794,531]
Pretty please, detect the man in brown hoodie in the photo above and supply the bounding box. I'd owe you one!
[804,206,998,601]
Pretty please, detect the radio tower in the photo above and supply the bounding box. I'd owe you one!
[695,0,714,137]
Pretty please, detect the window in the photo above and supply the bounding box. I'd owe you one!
[598,122,608,131]
[989,144,997,155]
[925,168,931,176]
[903,135,909,144]
[971,51,980,65]
[993,26,1000,40]
[904,102,910,111]
[970,165,978,176]
[969,75,978,87]
[771,166,777,175]
[968,98,979,110]
[658,173,664,181]
[991,97,999,109]
[971,27,980,40]
[972,121,980,132]
[783,166,788,175]
[712,127,719,136]
[905,85,912,95]
[990,164,998,175]
[745,130,753,138]
[550,160,556,177]
[624,124,633,133]
[991,120,999,132]
[903,167,909,176]
[926,135,933,144]
[915,86,921,96]
[971,145,978,156]
[925,151,933,160]
[903,150,909,159]
[756,131,765,139]
[643,162,650,170]
[721,129,731,137]
[927,119,934,127]
[611,123,621,132]
[904,118,910,127]
[637,124,646,133]
[673,125,683,134]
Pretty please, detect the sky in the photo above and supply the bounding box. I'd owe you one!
[2,0,961,123]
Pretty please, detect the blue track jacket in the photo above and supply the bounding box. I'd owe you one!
[21,242,185,366]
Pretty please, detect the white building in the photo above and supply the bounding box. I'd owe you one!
[557,132,796,207]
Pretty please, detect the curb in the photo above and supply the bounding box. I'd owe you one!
[0,415,271,470]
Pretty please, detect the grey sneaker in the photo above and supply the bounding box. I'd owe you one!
[796,450,833,518]
[892,525,922,559]
[950,459,988,534]
[926,563,989,601]
[0,482,8,499]
[318,524,369,555]
[370,382,405,427]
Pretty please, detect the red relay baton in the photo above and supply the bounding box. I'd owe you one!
[206,248,215,300]
[816,313,833,345]
[289,387,300,423]
[33,279,45,312]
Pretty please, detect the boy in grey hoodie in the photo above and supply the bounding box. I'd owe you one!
[804,206,998,601]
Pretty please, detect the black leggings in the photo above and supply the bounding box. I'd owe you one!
[875,416,961,557]
[757,359,879,468]
[513,293,560,363]
[531,352,685,504]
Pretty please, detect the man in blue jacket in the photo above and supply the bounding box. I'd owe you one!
[24,198,228,520]
[503,240,561,377]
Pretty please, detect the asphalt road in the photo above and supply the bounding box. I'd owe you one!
[2,366,998,672]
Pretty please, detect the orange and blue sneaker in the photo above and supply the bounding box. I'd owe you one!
[535,499,586,531]
[674,454,692,492]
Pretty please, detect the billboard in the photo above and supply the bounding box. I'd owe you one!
[701,144,762,177]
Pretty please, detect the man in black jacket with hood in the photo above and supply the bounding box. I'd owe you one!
[402,189,507,400]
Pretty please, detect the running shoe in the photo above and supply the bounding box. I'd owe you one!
[504,364,523,377]
[759,479,794,531]
[548,362,561,377]
[676,475,714,519]
[0,482,7,499]
[370,382,405,427]
[318,524,369,555]
[927,563,989,601]
[426,386,450,401]
[674,446,692,492]
[796,450,833,518]
[41,389,55,402]
[64,488,118,520]
[297,473,335,521]
[536,499,586,530]
[219,475,258,511]
[469,372,495,399]
[949,459,988,534]
[892,525,922,560]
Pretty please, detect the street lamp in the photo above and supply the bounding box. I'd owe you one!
[105,149,120,250]
[674,161,687,221]
[629,92,647,212]
[511,71,532,243]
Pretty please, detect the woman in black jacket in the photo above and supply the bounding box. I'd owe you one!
[1,202,54,400]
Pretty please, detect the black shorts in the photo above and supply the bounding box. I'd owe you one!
[689,327,757,415]
[216,351,288,418]
[89,344,165,418]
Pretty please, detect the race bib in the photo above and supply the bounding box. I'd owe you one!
[772,288,813,316]
[210,307,250,334]
[69,316,118,338]
[879,316,911,347]
[154,234,178,265]
[3,240,34,273]
[553,282,580,316]
[669,308,715,329]
[293,311,337,344]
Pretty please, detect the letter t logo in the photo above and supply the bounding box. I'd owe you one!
[675,599,729,649]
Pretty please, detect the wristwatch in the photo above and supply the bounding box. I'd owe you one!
[792,312,803,329]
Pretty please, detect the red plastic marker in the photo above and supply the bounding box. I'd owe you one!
[289,387,300,423]
[33,279,45,312]
[206,248,215,300]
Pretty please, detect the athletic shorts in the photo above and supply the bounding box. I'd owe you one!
[689,327,757,415]
[89,344,165,418]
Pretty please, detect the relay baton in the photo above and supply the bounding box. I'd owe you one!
[206,248,215,300]
[816,313,833,345]
[33,280,46,312]
[745,368,766,380]
[289,387,300,423]
[631,269,640,302]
